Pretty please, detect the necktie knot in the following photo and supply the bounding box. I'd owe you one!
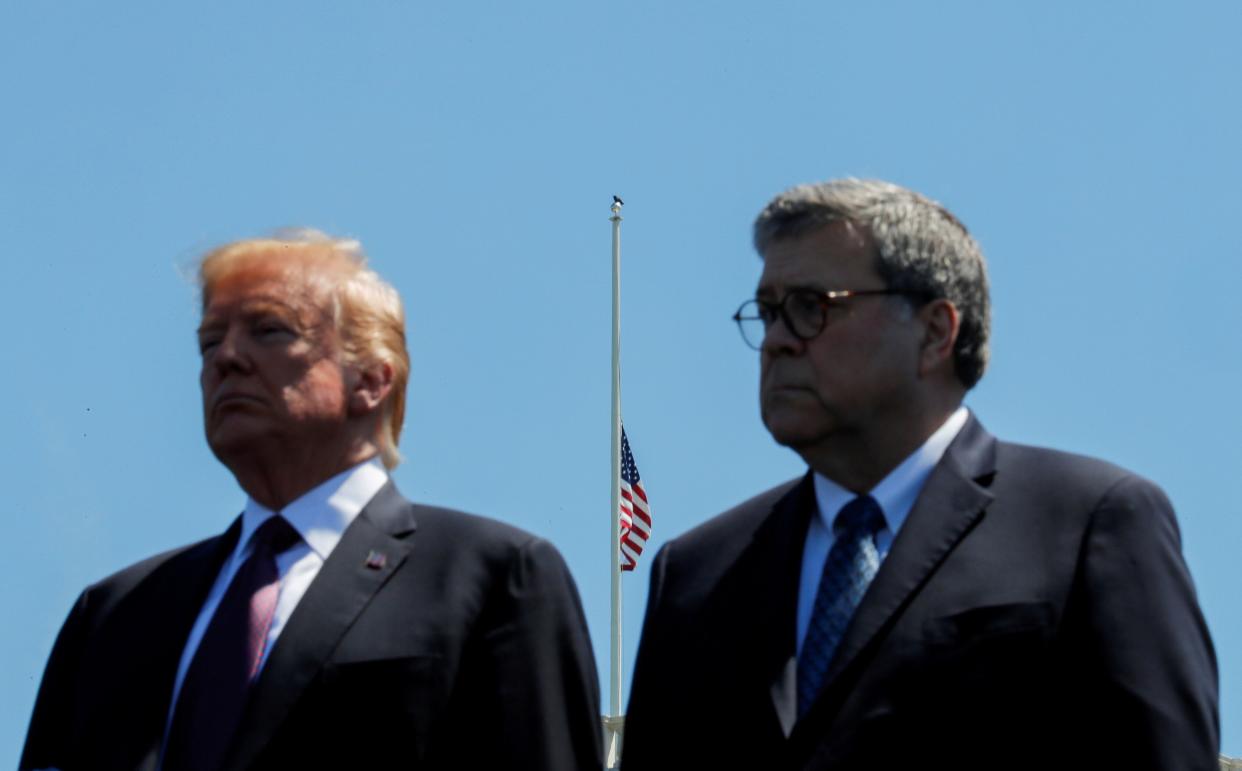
[251,515,301,557]
[833,494,883,538]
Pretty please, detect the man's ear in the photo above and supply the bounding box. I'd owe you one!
[917,299,960,378]
[348,360,395,416]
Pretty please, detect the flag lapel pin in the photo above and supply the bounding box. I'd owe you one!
[364,550,388,570]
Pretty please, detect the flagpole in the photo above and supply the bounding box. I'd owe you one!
[606,196,624,767]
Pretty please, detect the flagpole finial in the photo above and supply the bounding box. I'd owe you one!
[611,194,624,218]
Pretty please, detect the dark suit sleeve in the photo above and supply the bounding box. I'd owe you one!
[433,536,602,771]
[21,590,90,770]
[1072,474,1219,769]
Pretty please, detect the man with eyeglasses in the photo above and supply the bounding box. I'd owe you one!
[623,179,1218,770]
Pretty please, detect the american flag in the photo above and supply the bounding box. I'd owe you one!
[619,426,652,571]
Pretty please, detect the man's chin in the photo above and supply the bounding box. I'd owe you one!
[762,411,828,450]
[205,421,268,462]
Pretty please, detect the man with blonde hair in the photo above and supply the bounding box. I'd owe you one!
[22,231,602,771]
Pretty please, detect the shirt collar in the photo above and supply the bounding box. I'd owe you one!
[813,406,970,534]
[239,457,390,560]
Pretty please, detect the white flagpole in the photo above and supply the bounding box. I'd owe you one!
[605,196,624,768]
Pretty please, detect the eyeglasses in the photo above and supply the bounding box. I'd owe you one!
[731,287,929,351]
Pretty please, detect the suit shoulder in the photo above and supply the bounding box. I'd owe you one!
[665,476,803,556]
[409,503,566,562]
[996,440,1159,490]
[83,537,215,605]
[54,534,225,637]
[993,440,1172,517]
[401,504,585,626]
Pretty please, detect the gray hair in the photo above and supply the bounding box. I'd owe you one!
[753,178,990,389]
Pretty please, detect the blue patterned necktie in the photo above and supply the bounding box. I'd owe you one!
[796,494,884,719]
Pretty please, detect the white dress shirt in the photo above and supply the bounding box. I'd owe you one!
[795,407,969,657]
[166,458,389,721]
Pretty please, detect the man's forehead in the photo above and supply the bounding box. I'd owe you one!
[200,267,326,326]
[757,221,880,294]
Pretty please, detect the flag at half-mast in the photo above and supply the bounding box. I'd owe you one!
[619,426,652,571]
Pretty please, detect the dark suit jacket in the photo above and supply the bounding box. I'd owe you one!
[22,482,602,771]
[623,416,1218,770]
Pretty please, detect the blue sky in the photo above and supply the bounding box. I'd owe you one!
[2,0,1239,760]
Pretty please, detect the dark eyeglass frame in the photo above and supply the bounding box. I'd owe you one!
[731,288,931,351]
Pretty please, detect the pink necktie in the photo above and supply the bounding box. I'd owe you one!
[162,515,300,771]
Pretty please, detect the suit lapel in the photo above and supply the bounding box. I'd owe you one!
[106,523,239,771]
[762,477,816,737]
[696,476,813,739]
[754,476,815,692]
[793,416,998,743]
[223,483,416,770]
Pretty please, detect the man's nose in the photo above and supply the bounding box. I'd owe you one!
[209,327,252,374]
[761,313,805,357]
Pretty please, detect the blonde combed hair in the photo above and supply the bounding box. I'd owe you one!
[198,229,409,468]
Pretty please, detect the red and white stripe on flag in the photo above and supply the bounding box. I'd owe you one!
[619,427,652,571]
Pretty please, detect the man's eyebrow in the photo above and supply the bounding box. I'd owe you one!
[244,300,302,321]
[197,300,303,335]
[755,283,824,298]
